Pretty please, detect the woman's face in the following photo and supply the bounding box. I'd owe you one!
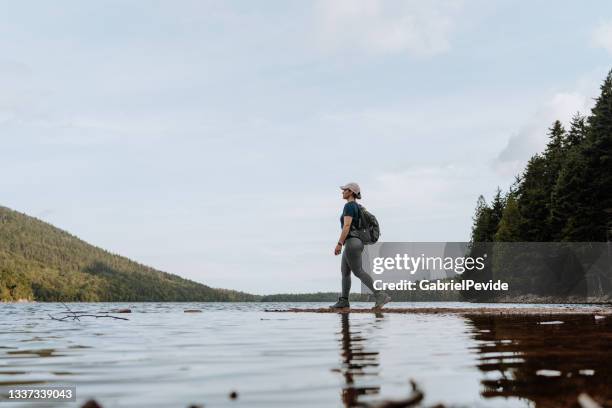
[342,189,352,200]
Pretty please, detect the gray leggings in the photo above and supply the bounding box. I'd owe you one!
[341,237,378,298]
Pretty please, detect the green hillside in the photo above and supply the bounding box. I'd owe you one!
[0,206,259,302]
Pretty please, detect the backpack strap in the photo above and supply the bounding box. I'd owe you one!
[348,201,360,236]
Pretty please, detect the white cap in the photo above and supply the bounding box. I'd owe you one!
[340,182,361,199]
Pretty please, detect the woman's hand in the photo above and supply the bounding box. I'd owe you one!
[334,243,342,255]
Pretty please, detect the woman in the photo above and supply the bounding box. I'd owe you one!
[331,182,391,309]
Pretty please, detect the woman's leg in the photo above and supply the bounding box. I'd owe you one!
[344,238,378,294]
[341,250,352,298]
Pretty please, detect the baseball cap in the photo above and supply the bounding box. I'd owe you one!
[340,182,361,199]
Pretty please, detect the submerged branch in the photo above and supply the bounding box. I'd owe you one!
[48,303,129,322]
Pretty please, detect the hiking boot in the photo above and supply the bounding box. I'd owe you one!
[373,292,391,309]
[330,297,350,309]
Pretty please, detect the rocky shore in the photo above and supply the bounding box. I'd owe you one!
[265,306,612,315]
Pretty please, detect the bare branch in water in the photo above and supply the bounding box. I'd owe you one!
[48,303,129,322]
[49,314,129,321]
[61,302,80,321]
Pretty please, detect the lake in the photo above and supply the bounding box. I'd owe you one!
[1,302,610,407]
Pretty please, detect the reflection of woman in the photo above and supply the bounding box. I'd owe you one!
[337,313,380,406]
[331,182,391,309]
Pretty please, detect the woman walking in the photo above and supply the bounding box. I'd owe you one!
[331,182,391,309]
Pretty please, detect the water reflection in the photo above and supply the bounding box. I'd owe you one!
[466,314,612,407]
[336,313,382,407]
[2,303,611,407]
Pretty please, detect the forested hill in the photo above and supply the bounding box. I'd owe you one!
[0,206,259,302]
[469,69,612,243]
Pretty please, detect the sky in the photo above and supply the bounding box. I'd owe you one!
[2,0,612,294]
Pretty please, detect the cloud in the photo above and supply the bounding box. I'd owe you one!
[494,92,593,177]
[314,0,462,56]
[591,21,612,53]
[0,59,31,77]
[369,164,478,210]
[359,164,492,241]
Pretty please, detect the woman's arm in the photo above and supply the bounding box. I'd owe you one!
[334,215,352,255]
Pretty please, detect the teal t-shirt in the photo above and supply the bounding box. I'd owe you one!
[340,202,359,229]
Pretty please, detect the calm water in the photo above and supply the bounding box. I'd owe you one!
[1,302,610,408]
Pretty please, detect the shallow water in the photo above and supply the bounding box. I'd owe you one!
[0,302,610,407]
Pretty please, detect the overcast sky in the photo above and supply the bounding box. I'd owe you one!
[2,0,612,294]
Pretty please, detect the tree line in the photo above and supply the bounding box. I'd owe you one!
[461,70,612,302]
[470,70,612,244]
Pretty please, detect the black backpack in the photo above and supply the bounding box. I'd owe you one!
[350,204,380,244]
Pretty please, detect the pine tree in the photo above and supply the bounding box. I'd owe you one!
[495,194,522,242]
[470,195,492,243]
[552,147,590,240]
[489,187,505,239]
[550,114,587,239]
[555,70,612,241]
[545,120,566,156]
[465,195,495,301]
[565,112,587,149]
[542,120,567,238]
[517,154,550,241]
[584,70,612,241]
[470,191,504,243]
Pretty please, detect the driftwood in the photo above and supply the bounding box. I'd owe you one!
[48,303,129,322]
[110,308,131,313]
[361,380,424,408]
